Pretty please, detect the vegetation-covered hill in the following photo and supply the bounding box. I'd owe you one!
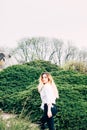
[0,60,87,130]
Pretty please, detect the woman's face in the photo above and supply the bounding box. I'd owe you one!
[42,74,49,84]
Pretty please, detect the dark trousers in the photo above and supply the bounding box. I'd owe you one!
[40,104,55,130]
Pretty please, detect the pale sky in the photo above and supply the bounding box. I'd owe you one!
[0,0,87,49]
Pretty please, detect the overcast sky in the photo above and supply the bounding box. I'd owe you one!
[0,0,87,49]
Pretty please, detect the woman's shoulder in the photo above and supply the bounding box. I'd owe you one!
[44,83,53,91]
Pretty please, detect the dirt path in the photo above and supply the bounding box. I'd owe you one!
[0,110,40,130]
[0,108,16,120]
[0,112,16,120]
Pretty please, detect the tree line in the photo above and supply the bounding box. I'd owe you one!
[1,37,87,67]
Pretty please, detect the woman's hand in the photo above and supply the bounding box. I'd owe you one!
[47,110,52,118]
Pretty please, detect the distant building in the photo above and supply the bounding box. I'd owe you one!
[0,52,18,70]
[0,53,5,70]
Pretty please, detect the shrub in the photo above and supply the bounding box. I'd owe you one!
[25,60,60,72]
[0,60,87,130]
[0,64,44,110]
[63,60,87,73]
[0,64,44,94]
[52,70,87,85]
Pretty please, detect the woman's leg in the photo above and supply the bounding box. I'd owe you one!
[44,104,55,130]
[47,116,55,130]
[40,114,47,124]
[40,104,48,129]
[40,104,55,130]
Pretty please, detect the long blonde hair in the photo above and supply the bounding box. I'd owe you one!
[38,72,59,99]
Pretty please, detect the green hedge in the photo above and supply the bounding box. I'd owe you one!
[1,85,87,130]
[52,70,87,85]
[0,60,87,130]
[0,64,44,94]
[25,60,60,72]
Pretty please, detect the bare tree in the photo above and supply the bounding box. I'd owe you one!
[52,39,64,65]
[78,49,87,63]
[64,41,78,63]
[10,37,87,67]
[11,37,58,64]
[10,38,34,63]
[32,37,56,61]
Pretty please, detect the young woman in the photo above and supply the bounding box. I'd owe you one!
[38,72,59,130]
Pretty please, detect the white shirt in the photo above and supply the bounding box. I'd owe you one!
[40,83,56,109]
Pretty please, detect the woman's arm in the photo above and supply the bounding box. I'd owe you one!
[47,104,52,118]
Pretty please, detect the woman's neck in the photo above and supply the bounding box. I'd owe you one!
[43,82,50,85]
